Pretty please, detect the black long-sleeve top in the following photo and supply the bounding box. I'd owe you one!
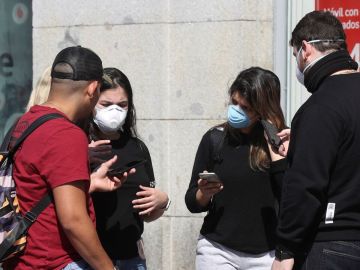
[185,127,283,254]
[277,72,360,255]
[92,135,155,260]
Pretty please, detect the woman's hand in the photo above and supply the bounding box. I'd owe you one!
[197,179,223,198]
[88,140,112,167]
[196,171,223,207]
[132,186,169,215]
[89,155,135,193]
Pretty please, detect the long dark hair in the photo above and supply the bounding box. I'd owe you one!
[92,67,138,138]
[228,67,286,171]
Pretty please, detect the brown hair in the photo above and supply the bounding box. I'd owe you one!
[228,67,286,171]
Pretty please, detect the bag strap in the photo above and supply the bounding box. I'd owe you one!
[0,193,54,260]
[9,112,65,216]
[8,112,64,217]
[208,127,225,170]
[9,113,64,156]
[23,193,54,225]
[0,119,19,152]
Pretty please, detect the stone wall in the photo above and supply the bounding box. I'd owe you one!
[32,1,274,269]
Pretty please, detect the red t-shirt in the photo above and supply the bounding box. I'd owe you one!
[3,105,96,270]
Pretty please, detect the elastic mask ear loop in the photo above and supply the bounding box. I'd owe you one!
[296,47,303,66]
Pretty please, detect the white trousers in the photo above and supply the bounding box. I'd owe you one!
[196,235,274,270]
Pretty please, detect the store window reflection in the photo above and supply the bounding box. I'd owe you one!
[0,0,32,141]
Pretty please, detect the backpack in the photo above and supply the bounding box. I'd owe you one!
[0,113,63,262]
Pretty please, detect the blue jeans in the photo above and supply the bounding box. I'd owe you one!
[114,256,147,270]
[295,241,360,270]
[63,260,92,270]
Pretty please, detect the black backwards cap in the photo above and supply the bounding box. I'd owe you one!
[51,46,103,81]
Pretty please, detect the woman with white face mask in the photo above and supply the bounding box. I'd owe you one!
[89,68,170,270]
[185,67,289,270]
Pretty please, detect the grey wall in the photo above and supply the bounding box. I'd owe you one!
[33,1,274,269]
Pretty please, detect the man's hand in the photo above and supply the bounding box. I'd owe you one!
[89,155,135,193]
[264,128,291,161]
[277,129,291,157]
[132,185,169,215]
[271,258,294,270]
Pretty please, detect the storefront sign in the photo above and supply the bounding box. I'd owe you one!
[316,0,360,66]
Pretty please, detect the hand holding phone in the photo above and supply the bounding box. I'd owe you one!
[198,172,222,183]
[197,172,223,205]
[90,155,131,193]
[107,159,147,177]
[261,120,282,149]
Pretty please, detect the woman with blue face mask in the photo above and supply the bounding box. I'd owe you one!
[185,67,288,270]
[89,68,170,270]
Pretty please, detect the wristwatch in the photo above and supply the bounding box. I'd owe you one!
[275,247,294,261]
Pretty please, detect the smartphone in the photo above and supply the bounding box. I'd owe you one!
[198,172,222,183]
[261,120,282,149]
[107,159,147,177]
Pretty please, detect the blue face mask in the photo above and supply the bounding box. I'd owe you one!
[227,104,250,129]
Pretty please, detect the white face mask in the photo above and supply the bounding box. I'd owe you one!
[295,39,344,85]
[94,104,128,134]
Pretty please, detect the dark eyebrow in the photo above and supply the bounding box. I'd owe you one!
[118,101,128,106]
[99,100,112,105]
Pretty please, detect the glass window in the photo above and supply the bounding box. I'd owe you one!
[0,0,32,141]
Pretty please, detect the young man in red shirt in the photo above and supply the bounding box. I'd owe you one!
[4,46,122,270]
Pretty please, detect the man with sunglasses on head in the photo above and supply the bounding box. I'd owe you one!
[272,11,360,270]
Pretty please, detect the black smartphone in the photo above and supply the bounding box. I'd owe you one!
[107,159,147,177]
[260,120,282,149]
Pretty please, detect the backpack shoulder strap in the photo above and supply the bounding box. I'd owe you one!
[0,119,20,152]
[9,112,65,211]
[13,112,65,215]
[9,113,64,156]
[0,193,54,260]
[23,193,54,225]
[208,126,225,169]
